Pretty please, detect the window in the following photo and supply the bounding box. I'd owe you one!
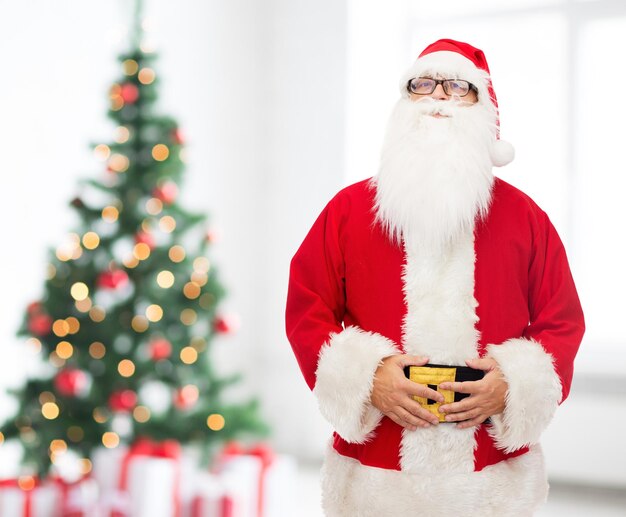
[346,0,626,374]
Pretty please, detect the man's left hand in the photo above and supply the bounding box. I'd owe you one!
[438,357,508,429]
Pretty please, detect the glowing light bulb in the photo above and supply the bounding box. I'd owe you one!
[26,338,42,354]
[180,346,198,364]
[49,439,68,454]
[82,232,100,250]
[80,458,92,474]
[122,59,139,75]
[46,264,57,279]
[133,406,151,423]
[111,96,124,111]
[133,243,151,260]
[56,341,73,359]
[168,245,185,263]
[93,408,108,424]
[145,304,163,322]
[123,255,140,269]
[118,359,135,377]
[191,272,208,286]
[157,270,175,288]
[18,476,36,491]
[190,337,207,352]
[66,317,80,334]
[89,306,106,323]
[102,432,120,448]
[193,257,211,273]
[146,198,163,215]
[75,297,92,313]
[114,126,130,143]
[159,215,176,233]
[183,282,201,300]
[131,315,149,333]
[94,144,111,161]
[71,282,89,301]
[89,342,106,359]
[109,154,130,173]
[207,414,225,431]
[42,402,60,420]
[52,319,70,337]
[102,206,120,222]
[138,68,156,84]
[39,391,55,404]
[180,309,197,326]
[152,144,169,161]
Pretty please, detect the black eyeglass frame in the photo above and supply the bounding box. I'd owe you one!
[406,77,478,98]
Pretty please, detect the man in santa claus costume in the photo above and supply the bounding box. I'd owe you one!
[285,39,584,516]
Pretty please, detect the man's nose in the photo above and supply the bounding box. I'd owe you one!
[432,83,449,101]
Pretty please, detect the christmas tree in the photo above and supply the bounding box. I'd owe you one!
[0,4,266,478]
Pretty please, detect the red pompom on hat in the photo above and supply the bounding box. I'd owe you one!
[400,38,514,167]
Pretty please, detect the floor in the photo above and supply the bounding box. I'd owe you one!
[295,463,626,516]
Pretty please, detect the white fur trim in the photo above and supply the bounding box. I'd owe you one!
[322,444,548,517]
[491,139,515,167]
[399,230,481,472]
[399,51,492,108]
[314,326,400,443]
[401,230,480,363]
[487,338,562,453]
[400,424,477,474]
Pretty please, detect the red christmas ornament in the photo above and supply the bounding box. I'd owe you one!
[28,312,53,336]
[135,231,155,249]
[120,83,139,104]
[27,301,43,315]
[148,338,172,361]
[152,181,178,205]
[173,385,198,410]
[97,269,129,290]
[171,127,184,145]
[55,369,89,397]
[108,390,137,413]
[205,228,220,244]
[213,314,239,335]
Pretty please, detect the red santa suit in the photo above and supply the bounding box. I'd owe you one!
[286,40,584,517]
[286,177,584,516]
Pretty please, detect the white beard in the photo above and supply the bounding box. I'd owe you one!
[373,97,496,253]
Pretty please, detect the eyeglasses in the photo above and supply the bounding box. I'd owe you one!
[407,77,476,97]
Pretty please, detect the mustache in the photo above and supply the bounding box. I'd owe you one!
[409,97,477,118]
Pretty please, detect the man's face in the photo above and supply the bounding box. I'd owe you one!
[408,76,478,114]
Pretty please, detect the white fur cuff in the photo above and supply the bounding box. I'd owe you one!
[313,326,400,443]
[487,338,562,453]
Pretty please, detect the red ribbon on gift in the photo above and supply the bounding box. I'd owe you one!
[112,437,182,517]
[190,492,234,517]
[217,442,275,517]
[0,477,41,517]
[50,474,92,517]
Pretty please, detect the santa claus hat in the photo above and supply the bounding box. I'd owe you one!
[400,38,514,167]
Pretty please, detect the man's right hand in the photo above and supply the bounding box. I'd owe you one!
[370,354,443,431]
